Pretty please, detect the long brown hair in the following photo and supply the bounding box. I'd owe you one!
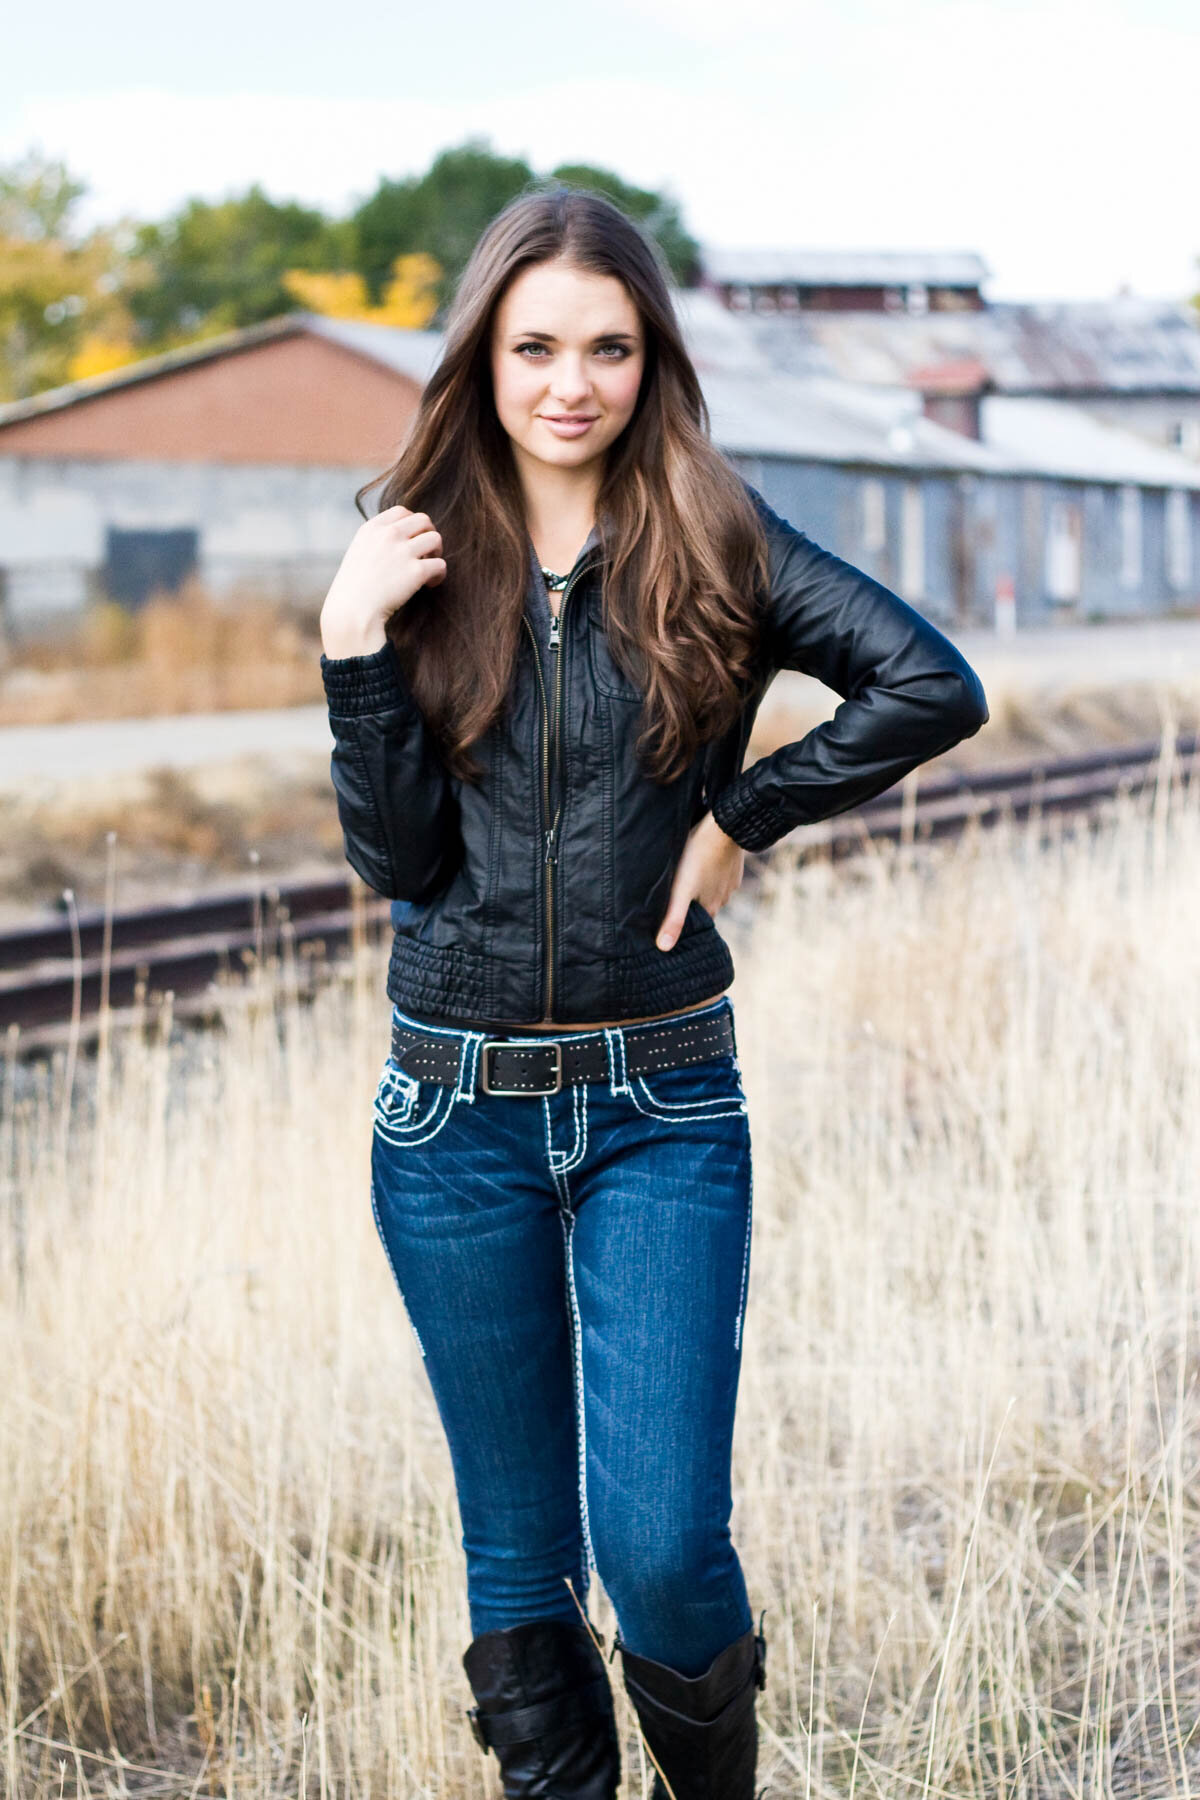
[357,182,770,785]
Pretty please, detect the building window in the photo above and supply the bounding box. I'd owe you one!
[1045,498,1082,602]
[860,478,887,555]
[900,481,925,597]
[1165,488,1193,590]
[1168,419,1200,457]
[102,526,200,607]
[905,282,929,316]
[1118,485,1142,589]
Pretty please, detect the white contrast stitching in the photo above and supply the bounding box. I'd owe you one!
[624,1078,747,1125]
[561,1206,597,1580]
[548,1081,589,1173]
[604,1025,629,1096]
[561,1083,589,1172]
[734,1150,753,1352]
[542,1118,596,1586]
[373,1080,458,1147]
[632,1067,747,1117]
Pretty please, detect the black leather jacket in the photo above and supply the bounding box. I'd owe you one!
[320,481,989,1026]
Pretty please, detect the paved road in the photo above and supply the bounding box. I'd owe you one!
[0,703,334,794]
[3,618,1200,795]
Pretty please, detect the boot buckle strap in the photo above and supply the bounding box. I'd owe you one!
[467,1675,612,1751]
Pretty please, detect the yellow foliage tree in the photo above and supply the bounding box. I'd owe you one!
[70,331,144,381]
[0,150,153,399]
[281,252,441,327]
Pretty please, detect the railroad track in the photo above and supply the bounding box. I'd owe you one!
[3,732,1197,1053]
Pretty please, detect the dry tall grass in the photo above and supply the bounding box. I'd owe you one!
[2,764,1199,1797]
[0,583,323,726]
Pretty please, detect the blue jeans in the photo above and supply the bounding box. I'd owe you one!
[369,993,756,1678]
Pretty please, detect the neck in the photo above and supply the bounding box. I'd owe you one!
[512,448,603,549]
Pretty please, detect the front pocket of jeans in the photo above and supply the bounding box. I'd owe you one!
[632,1053,747,1121]
[373,1059,456,1145]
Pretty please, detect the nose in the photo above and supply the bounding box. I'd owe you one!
[547,354,594,409]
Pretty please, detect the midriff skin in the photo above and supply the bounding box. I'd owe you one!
[491,992,730,1034]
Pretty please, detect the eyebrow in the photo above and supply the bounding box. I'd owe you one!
[510,329,639,342]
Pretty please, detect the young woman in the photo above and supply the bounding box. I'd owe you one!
[319,186,988,1800]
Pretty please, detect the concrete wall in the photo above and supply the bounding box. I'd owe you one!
[0,456,377,636]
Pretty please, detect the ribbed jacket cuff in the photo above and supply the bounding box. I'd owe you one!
[709,772,791,854]
[320,640,410,716]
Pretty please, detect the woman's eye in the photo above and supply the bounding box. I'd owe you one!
[515,343,629,359]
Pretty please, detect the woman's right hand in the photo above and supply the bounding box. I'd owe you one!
[320,505,447,658]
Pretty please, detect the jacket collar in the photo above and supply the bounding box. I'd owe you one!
[523,516,607,619]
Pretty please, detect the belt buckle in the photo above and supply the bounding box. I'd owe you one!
[481,1038,563,1096]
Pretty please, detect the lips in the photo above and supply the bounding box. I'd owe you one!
[540,415,599,437]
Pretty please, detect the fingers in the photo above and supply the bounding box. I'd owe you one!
[656,896,692,952]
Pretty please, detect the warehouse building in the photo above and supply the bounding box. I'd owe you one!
[0,291,1197,637]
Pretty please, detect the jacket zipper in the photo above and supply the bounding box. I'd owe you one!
[521,559,592,1023]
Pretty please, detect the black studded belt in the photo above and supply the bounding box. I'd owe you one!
[390,1005,736,1098]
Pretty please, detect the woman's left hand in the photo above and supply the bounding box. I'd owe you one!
[656,813,746,951]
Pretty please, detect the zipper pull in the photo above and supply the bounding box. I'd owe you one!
[548,612,561,649]
[544,820,559,862]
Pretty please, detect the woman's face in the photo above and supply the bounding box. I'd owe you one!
[490,258,646,482]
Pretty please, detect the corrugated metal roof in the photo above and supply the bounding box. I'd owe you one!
[675,291,1200,487]
[739,295,1200,394]
[701,248,991,288]
[305,315,444,383]
[700,367,1001,472]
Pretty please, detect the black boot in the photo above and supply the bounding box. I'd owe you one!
[462,1616,622,1798]
[617,1615,767,1800]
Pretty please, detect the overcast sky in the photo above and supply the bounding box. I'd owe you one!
[3,0,1196,305]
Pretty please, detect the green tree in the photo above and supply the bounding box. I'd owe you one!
[545,162,700,286]
[350,137,700,321]
[352,137,535,316]
[1,139,705,398]
[124,183,356,348]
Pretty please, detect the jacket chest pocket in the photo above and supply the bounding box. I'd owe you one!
[585,593,646,704]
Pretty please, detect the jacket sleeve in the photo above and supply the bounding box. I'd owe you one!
[321,638,464,902]
[708,486,990,853]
